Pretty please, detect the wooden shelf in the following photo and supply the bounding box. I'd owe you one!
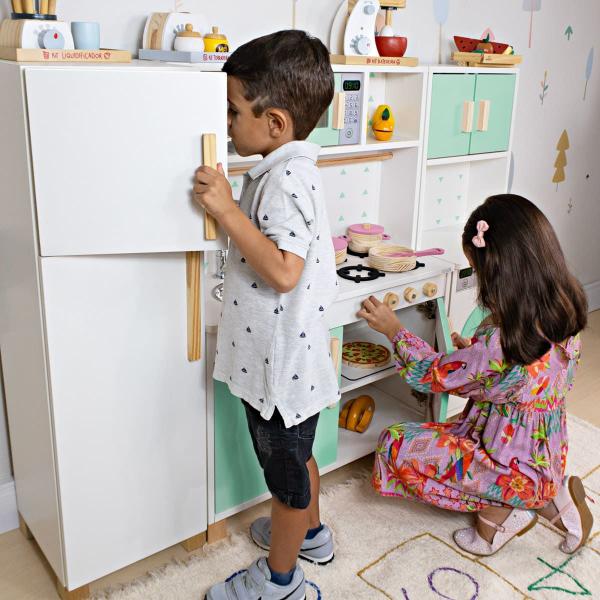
[334,384,423,468]
[426,151,509,167]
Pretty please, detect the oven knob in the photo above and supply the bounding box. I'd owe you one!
[423,282,438,298]
[40,29,65,50]
[404,287,418,303]
[383,292,400,309]
[352,35,371,55]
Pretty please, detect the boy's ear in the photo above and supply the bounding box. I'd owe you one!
[265,107,293,139]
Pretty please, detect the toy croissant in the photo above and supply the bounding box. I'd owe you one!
[339,394,375,433]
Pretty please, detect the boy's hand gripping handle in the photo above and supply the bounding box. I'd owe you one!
[203,133,219,240]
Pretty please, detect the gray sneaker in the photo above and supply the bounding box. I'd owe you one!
[250,517,335,565]
[205,557,305,600]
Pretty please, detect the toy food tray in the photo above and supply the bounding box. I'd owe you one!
[451,52,522,67]
[0,47,131,62]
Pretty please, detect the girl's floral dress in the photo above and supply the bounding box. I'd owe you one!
[373,325,581,512]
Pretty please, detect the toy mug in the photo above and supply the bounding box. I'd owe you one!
[71,21,100,50]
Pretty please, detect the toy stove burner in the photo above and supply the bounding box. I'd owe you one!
[337,264,385,283]
[337,261,426,283]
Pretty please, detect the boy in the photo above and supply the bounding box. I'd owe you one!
[194,30,340,600]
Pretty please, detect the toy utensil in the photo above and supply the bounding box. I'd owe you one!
[48,0,56,15]
[387,247,445,258]
[12,1,23,13]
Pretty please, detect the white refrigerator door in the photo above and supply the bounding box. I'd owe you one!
[26,67,227,256]
[40,254,207,588]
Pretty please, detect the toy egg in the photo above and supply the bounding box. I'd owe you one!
[372,104,395,142]
[203,26,229,53]
[174,23,204,52]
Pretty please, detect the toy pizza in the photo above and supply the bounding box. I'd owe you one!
[342,341,391,369]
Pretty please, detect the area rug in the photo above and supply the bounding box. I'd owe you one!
[94,415,600,599]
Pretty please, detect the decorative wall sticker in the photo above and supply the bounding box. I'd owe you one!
[539,70,549,104]
[362,189,369,195]
[437,198,443,204]
[339,192,346,198]
[338,215,345,222]
[341,169,347,175]
[433,0,450,64]
[508,151,515,192]
[438,176,444,182]
[552,129,570,190]
[527,555,590,595]
[568,198,574,214]
[362,211,368,218]
[480,28,495,41]
[584,47,594,100]
[364,166,370,172]
[523,0,541,48]
[564,25,573,41]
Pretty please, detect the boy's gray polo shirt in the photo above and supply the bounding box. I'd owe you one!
[213,141,340,427]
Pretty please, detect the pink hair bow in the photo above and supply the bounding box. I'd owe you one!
[472,220,489,248]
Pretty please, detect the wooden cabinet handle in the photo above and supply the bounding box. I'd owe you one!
[202,133,218,241]
[186,251,202,361]
[332,92,346,130]
[477,100,491,132]
[461,100,474,133]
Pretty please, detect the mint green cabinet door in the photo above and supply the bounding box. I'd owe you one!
[469,74,516,155]
[427,74,476,159]
[214,327,342,516]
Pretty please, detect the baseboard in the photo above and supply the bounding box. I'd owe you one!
[0,479,18,534]
[585,280,600,313]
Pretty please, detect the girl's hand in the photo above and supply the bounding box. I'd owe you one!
[451,332,472,349]
[357,296,403,342]
[194,163,237,222]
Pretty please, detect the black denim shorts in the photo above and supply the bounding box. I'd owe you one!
[243,401,319,510]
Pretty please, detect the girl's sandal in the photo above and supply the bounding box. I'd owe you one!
[542,475,594,554]
[453,509,538,557]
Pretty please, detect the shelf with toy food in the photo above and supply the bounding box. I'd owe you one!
[330,384,423,471]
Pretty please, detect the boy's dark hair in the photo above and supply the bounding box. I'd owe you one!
[223,30,334,140]
[463,194,587,365]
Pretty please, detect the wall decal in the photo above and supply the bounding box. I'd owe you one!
[552,129,569,190]
[568,198,573,214]
[523,0,541,48]
[539,70,549,104]
[480,28,495,41]
[433,0,450,64]
[564,25,573,41]
[584,47,594,100]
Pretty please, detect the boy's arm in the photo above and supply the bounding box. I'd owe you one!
[194,164,304,293]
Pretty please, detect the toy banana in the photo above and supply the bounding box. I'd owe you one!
[339,395,375,433]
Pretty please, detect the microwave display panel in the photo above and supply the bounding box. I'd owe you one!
[343,80,361,92]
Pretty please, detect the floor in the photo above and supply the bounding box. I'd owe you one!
[1,311,598,600]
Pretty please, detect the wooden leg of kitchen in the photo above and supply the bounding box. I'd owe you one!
[207,519,228,544]
[181,531,207,552]
[18,513,33,540]
[55,578,90,600]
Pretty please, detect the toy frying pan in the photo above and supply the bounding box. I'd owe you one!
[368,245,445,272]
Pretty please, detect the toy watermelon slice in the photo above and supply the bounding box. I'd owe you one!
[454,36,510,54]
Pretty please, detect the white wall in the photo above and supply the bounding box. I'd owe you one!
[0,0,598,526]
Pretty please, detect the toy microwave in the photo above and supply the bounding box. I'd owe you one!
[308,72,364,147]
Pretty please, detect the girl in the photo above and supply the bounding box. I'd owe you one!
[358,194,593,556]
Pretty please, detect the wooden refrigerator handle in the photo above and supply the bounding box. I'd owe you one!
[203,133,218,240]
[186,251,202,361]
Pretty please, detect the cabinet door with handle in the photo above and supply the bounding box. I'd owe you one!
[40,254,207,588]
[427,74,476,159]
[25,67,227,256]
[469,74,516,155]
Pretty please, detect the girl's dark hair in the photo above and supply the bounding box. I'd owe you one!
[463,194,587,365]
[223,30,334,140]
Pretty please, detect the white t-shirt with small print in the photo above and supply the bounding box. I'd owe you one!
[213,141,340,428]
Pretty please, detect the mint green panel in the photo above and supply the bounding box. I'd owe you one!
[435,297,453,423]
[307,73,341,146]
[427,74,476,159]
[461,306,491,339]
[214,327,342,515]
[469,74,516,154]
